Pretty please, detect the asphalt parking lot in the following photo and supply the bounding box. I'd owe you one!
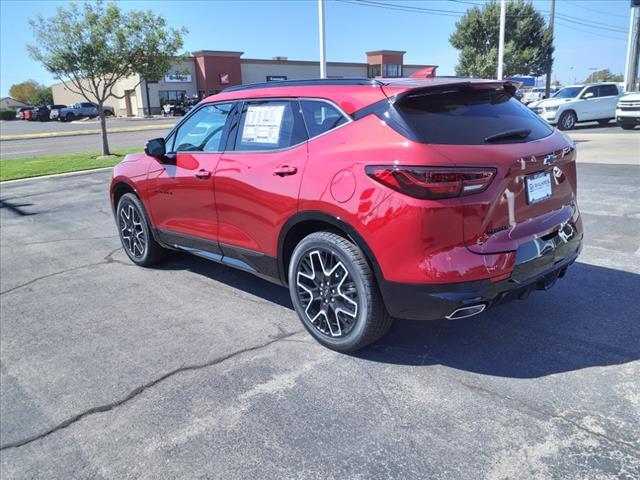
[0,134,639,478]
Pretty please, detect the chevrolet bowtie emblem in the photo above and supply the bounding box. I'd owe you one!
[543,153,558,165]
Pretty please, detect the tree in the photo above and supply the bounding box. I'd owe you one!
[449,0,553,79]
[28,1,186,155]
[9,80,41,104]
[31,87,53,106]
[584,68,624,83]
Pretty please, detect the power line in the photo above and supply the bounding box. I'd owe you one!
[555,19,627,41]
[553,12,627,33]
[339,0,629,38]
[447,0,485,5]
[563,0,629,20]
[337,0,465,17]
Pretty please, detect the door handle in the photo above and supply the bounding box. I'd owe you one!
[273,165,298,177]
[195,169,212,179]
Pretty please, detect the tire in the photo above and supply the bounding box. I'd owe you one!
[64,113,75,122]
[288,231,393,352]
[621,124,636,130]
[116,193,166,267]
[558,111,577,130]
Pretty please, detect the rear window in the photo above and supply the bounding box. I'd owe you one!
[393,88,553,145]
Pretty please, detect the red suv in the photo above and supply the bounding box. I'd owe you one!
[110,78,582,352]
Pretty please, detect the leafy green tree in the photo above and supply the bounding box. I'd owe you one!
[449,0,553,79]
[28,1,186,155]
[31,87,53,106]
[584,68,624,83]
[9,80,41,104]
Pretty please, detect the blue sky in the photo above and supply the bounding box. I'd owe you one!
[0,0,633,97]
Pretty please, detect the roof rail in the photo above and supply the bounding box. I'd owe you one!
[222,78,382,93]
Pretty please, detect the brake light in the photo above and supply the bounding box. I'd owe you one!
[365,166,496,200]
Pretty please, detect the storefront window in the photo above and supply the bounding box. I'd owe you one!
[384,64,402,77]
[367,64,381,78]
[159,90,187,106]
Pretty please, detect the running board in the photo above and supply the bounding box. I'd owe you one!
[175,245,257,273]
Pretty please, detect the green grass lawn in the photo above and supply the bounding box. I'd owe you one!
[0,148,140,182]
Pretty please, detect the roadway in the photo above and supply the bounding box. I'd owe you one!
[0,128,174,159]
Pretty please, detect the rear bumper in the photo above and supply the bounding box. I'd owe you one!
[379,225,582,321]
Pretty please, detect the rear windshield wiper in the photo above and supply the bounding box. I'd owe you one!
[484,129,531,143]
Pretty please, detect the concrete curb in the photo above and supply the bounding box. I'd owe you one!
[0,124,174,141]
[1,167,113,184]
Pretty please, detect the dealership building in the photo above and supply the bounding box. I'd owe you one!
[51,50,436,116]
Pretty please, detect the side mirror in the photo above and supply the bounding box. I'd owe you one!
[145,137,166,158]
[582,92,594,99]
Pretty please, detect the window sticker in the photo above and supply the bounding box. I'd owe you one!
[241,104,285,145]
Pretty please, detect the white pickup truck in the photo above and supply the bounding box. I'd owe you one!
[616,92,640,130]
[53,102,115,122]
[528,83,622,130]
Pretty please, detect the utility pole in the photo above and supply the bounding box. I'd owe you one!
[545,0,555,98]
[623,1,640,92]
[318,0,327,79]
[497,0,506,80]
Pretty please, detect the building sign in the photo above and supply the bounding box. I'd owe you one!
[220,73,230,84]
[266,75,287,82]
[164,72,192,83]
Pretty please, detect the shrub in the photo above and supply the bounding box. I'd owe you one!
[0,109,17,120]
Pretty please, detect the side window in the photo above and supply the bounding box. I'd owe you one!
[300,100,348,138]
[173,102,233,153]
[233,100,307,151]
[599,85,618,97]
[582,87,599,98]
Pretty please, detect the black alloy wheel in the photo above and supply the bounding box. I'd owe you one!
[116,193,166,266]
[289,232,393,352]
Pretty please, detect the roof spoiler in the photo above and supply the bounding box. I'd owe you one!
[386,80,516,103]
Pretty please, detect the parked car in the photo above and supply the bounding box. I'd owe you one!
[15,106,33,120]
[29,106,51,122]
[521,86,555,105]
[47,104,67,120]
[528,83,622,130]
[110,77,583,352]
[56,102,114,121]
[615,92,640,130]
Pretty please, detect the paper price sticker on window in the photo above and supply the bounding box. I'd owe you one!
[241,105,286,145]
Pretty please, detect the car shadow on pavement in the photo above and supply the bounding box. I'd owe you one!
[157,252,294,309]
[157,255,639,379]
[571,121,615,130]
[359,262,640,378]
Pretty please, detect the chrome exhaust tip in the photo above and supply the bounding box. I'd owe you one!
[445,304,486,320]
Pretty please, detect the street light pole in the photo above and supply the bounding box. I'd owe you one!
[624,4,640,92]
[497,0,506,80]
[318,0,327,79]
[545,0,555,98]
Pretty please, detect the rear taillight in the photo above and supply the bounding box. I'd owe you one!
[365,166,496,200]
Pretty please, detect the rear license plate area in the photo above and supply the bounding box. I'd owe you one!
[526,171,552,204]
